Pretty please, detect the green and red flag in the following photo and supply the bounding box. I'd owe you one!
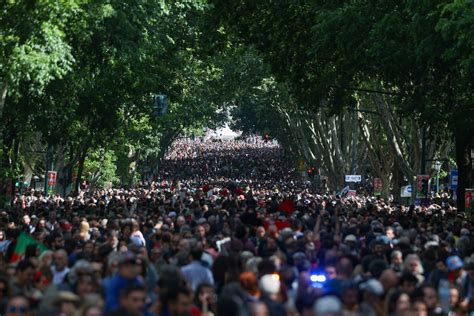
[10,232,48,263]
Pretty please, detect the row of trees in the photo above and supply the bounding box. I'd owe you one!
[1,1,472,211]
[0,0,239,195]
[212,0,473,209]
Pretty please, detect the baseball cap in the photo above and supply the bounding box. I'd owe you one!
[119,251,138,266]
[361,279,384,296]
[446,255,464,271]
[344,234,357,243]
[259,274,280,295]
[313,296,342,315]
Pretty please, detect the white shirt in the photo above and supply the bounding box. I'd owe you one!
[52,266,70,285]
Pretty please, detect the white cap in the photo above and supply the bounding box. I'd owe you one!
[361,279,384,296]
[313,295,342,315]
[344,234,357,242]
[259,274,280,295]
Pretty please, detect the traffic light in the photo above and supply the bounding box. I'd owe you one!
[153,94,168,116]
[307,167,317,178]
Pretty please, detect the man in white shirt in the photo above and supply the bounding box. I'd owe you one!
[180,246,214,290]
[51,249,70,285]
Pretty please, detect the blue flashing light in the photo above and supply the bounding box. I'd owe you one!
[310,274,327,283]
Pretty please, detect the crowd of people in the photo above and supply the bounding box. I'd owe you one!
[0,138,473,316]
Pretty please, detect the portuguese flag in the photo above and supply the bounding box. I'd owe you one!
[10,232,48,263]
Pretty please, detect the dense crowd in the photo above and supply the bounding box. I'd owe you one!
[0,138,473,316]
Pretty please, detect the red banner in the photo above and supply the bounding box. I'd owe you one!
[47,171,57,196]
[466,189,474,210]
[373,178,382,196]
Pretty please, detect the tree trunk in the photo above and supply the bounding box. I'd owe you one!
[0,81,7,116]
[74,145,89,195]
[455,128,474,212]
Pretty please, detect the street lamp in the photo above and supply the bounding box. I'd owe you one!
[33,176,39,191]
[433,161,442,194]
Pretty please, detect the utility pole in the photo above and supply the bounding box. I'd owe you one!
[351,104,358,175]
[420,126,427,174]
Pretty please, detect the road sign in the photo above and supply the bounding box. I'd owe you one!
[373,178,382,196]
[401,185,412,198]
[450,170,458,190]
[345,175,361,183]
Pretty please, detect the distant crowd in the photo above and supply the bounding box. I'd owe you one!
[0,138,472,316]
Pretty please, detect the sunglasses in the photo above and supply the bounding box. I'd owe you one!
[7,306,29,313]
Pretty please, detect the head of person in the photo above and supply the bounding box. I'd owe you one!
[411,299,428,316]
[189,246,203,262]
[22,215,31,226]
[446,255,464,278]
[119,284,146,315]
[387,291,411,315]
[118,251,140,279]
[54,249,68,271]
[193,283,215,311]
[15,259,36,285]
[361,279,384,304]
[239,271,260,298]
[399,272,418,295]
[313,295,343,316]
[379,269,399,292]
[385,227,395,240]
[161,285,192,316]
[391,250,403,267]
[6,295,31,316]
[75,274,96,298]
[259,274,280,300]
[421,285,438,311]
[404,254,423,276]
[195,225,206,238]
[49,211,57,222]
[325,263,337,281]
[51,232,65,250]
[450,285,460,309]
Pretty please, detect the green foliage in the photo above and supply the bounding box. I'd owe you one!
[83,148,120,188]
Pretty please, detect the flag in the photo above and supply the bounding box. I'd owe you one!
[338,186,350,197]
[10,232,48,263]
[278,199,295,214]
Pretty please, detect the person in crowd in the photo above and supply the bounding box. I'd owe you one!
[109,284,147,316]
[181,246,214,291]
[104,251,143,313]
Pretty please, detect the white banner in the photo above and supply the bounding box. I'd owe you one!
[345,175,362,182]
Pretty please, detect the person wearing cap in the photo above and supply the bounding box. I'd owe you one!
[259,274,285,316]
[313,295,343,316]
[341,234,358,257]
[358,279,385,316]
[445,256,464,279]
[104,251,143,314]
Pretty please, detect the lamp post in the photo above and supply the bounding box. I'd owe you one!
[434,161,442,194]
[33,176,39,191]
